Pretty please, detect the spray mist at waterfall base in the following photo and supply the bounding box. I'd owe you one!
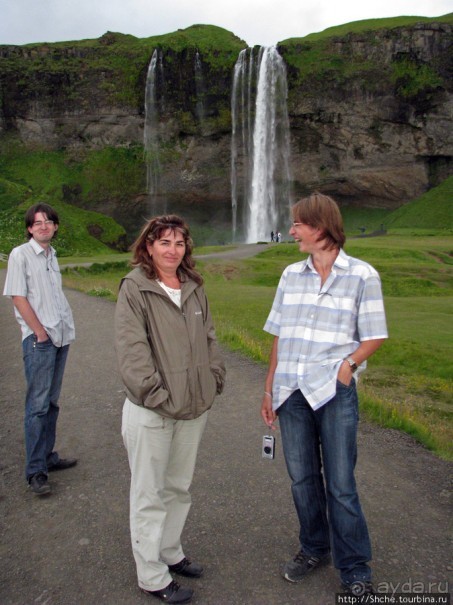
[112,192,234,247]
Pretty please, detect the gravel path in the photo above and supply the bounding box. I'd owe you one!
[0,266,451,605]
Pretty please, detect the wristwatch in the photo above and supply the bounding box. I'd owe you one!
[345,357,358,372]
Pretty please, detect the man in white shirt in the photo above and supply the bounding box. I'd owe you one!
[3,203,77,496]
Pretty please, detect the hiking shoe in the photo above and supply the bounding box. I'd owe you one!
[168,557,203,578]
[28,472,51,496]
[282,550,330,583]
[48,457,77,471]
[342,581,375,596]
[142,580,193,603]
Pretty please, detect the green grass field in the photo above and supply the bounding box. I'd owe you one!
[60,234,453,460]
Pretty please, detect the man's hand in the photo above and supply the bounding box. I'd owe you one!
[337,360,354,386]
[261,393,277,430]
[12,296,49,342]
[35,330,50,343]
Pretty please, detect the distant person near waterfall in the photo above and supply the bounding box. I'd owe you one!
[261,193,388,596]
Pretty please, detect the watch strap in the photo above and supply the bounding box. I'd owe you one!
[345,357,358,372]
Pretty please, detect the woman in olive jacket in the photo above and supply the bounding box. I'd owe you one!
[115,215,225,605]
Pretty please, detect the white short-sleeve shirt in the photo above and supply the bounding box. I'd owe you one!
[264,249,388,411]
[3,239,75,346]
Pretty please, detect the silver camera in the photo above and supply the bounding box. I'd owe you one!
[262,435,276,460]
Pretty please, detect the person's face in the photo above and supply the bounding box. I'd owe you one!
[27,211,58,247]
[288,220,321,254]
[146,228,186,276]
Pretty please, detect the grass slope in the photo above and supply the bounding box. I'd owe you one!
[383,176,453,231]
[60,233,453,460]
[284,13,453,43]
[0,143,133,256]
[0,193,127,257]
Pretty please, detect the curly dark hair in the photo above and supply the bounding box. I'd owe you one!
[130,214,203,285]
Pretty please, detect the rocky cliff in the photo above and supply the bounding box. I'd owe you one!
[0,18,451,233]
[282,19,453,207]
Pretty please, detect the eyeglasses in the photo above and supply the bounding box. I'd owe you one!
[32,220,54,227]
[291,222,303,227]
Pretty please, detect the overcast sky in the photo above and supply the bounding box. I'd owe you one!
[0,0,451,47]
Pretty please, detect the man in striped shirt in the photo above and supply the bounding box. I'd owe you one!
[261,193,388,595]
[3,203,76,496]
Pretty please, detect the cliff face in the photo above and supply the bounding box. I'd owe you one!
[282,21,453,206]
[0,20,451,225]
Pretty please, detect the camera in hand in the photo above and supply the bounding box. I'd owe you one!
[262,435,275,460]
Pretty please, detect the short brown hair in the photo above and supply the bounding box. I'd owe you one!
[292,192,345,250]
[130,214,203,285]
[25,203,59,240]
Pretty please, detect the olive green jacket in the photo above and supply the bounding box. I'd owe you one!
[114,267,226,420]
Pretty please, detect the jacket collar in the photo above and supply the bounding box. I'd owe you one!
[123,267,199,301]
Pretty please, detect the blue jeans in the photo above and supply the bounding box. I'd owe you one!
[278,383,372,585]
[22,334,69,480]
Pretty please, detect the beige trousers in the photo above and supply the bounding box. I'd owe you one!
[121,398,208,591]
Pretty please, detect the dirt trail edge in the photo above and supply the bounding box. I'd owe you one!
[0,269,451,605]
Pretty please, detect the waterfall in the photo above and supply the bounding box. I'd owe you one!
[194,50,206,129]
[231,49,248,241]
[231,48,257,241]
[144,49,161,199]
[231,46,292,243]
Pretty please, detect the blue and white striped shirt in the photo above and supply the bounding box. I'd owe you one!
[264,249,388,410]
[3,238,75,346]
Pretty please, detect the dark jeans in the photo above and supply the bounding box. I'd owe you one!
[278,383,372,585]
[22,334,69,480]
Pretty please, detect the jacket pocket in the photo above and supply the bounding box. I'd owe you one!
[143,370,169,409]
[164,368,191,415]
[198,363,218,407]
